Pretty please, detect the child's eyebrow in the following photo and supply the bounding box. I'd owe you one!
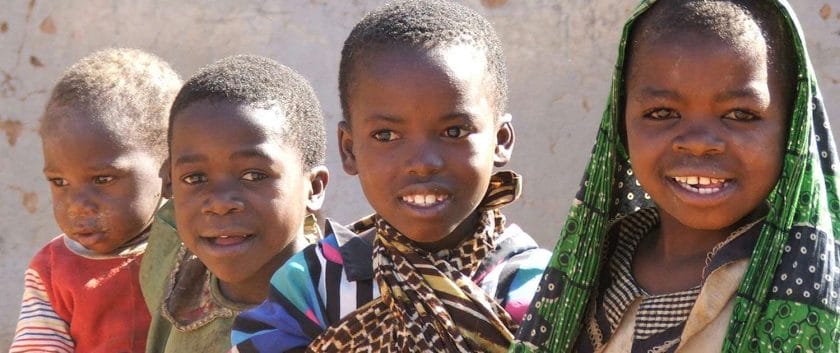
[364,114,404,124]
[173,154,208,166]
[440,112,478,122]
[634,87,683,102]
[363,112,477,124]
[230,148,273,162]
[43,162,128,175]
[42,166,59,174]
[714,86,768,103]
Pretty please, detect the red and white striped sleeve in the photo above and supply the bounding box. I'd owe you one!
[9,268,74,353]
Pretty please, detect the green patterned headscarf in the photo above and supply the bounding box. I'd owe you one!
[512,0,840,352]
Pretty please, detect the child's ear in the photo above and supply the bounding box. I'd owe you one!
[337,121,358,175]
[494,113,515,167]
[160,157,173,199]
[305,165,329,213]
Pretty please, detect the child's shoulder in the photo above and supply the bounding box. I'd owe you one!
[30,232,146,270]
[486,223,551,271]
[476,223,551,323]
[140,200,188,319]
[27,234,75,279]
[275,217,375,285]
[140,201,181,285]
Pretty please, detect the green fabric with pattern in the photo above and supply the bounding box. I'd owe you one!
[511,0,840,352]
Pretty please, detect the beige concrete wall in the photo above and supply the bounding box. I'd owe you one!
[1,0,838,348]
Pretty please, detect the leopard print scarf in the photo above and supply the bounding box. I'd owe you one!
[308,171,521,353]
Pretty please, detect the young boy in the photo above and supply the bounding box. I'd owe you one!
[230,1,550,352]
[10,48,181,352]
[514,0,840,352]
[139,55,329,353]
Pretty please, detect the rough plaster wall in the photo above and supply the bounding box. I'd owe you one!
[0,0,837,348]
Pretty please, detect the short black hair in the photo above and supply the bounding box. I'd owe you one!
[41,48,181,160]
[339,0,508,121]
[628,0,796,105]
[169,55,326,169]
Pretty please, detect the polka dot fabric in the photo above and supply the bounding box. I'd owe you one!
[511,1,840,352]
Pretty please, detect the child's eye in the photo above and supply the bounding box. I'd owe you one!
[646,108,679,120]
[241,171,268,182]
[372,130,400,142]
[181,173,207,185]
[49,178,68,187]
[93,176,115,184]
[443,126,470,138]
[723,110,757,121]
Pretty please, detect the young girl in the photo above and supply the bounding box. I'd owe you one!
[514,1,839,352]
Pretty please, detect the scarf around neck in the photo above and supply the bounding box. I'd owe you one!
[308,171,522,352]
[512,1,840,352]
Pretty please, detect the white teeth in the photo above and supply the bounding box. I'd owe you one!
[676,181,723,194]
[674,176,726,186]
[698,187,721,194]
[402,194,448,207]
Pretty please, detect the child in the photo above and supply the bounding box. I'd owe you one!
[139,55,329,353]
[10,48,181,352]
[230,1,551,352]
[514,0,840,352]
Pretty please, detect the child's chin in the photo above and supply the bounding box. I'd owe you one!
[73,235,118,254]
[672,213,746,232]
[207,265,257,286]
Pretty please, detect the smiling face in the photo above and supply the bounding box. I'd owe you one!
[42,107,164,254]
[624,31,788,233]
[169,100,324,302]
[339,44,513,248]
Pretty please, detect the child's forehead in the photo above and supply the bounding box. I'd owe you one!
[175,100,284,129]
[349,44,499,114]
[42,105,118,140]
[172,100,299,149]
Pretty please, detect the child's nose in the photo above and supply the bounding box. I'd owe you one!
[672,123,725,156]
[405,141,444,176]
[201,182,245,215]
[66,186,97,216]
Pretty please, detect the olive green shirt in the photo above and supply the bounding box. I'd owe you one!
[140,201,252,353]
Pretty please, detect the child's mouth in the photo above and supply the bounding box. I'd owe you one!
[400,193,449,208]
[673,176,728,194]
[203,234,253,246]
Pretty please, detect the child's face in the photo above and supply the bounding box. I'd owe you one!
[624,33,787,232]
[169,101,323,289]
[42,109,163,254]
[339,44,513,247]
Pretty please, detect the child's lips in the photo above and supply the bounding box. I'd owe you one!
[400,193,450,207]
[199,230,255,248]
[73,230,106,240]
[72,226,106,238]
[666,174,736,204]
[207,234,253,246]
[397,183,453,211]
[672,175,728,194]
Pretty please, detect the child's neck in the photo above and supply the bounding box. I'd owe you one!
[217,235,309,305]
[632,211,743,295]
[413,212,480,253]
